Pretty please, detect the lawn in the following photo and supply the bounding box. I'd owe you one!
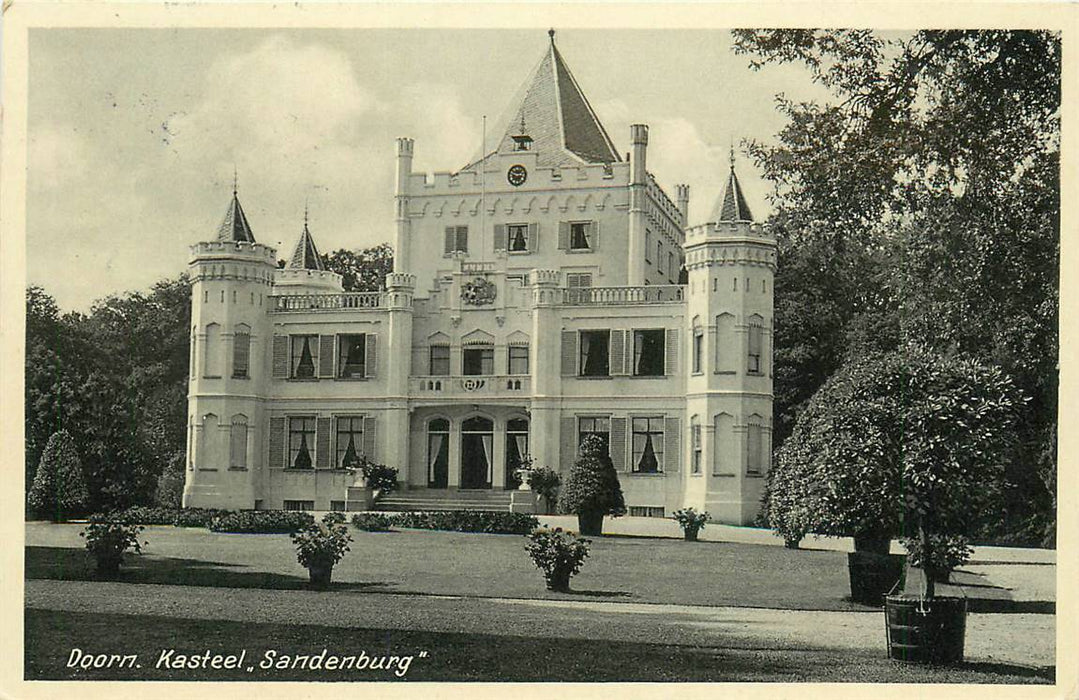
[25,609,1053,683]
[27,522,875,611]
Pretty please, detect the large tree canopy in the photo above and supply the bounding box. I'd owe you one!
[736,30,1059,544]
[322,243,394,292]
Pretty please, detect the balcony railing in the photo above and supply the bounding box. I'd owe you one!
[562,285,685,305]
[412,375,531,396]
[271,293,383,312]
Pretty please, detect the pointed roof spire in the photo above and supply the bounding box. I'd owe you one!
[479,31,620,168]
[216,176,256,243]
[287,206,326,271]
[711,147,754,223]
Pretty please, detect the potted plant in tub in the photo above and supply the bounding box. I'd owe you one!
[524,527,591,592]
[558,435,626,536]
[673,508,709,541]
[80,515,146,577]
[291,515,353,589]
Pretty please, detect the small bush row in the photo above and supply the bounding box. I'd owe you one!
[350,510,539,535]
[209,510,315,534]
[105,506,230,528]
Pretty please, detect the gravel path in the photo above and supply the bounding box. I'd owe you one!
[25,579,1055,669]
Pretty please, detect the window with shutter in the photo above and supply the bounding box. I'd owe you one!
[318,335,335,378]
[631,417,664,473]
[232,325,251,379]
[430,345,450,376]
[664,417,681,474]
[560,330,578,376]
[444,226,468,255]
[366,334,377,378]
[363,415,378,460]
[316,417,332,468]
[558,222,570,250]
[609,329,626,376]
[494,224,507,251]
[609,417,627,471]
[272,335,289,378]
[268,417,286,468]
[579,330,610,377]
[290,335,319,380]
[507,223,529,252]
[335,416,364,469]
[337,335,366,378]
[665,328,679,375]
[632,329,665,376]
[748,317,763,375]
[287,416,316,469]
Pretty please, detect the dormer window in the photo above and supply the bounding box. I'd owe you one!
[512,134,533,152]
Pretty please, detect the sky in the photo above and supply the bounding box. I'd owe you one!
[27,28,832,312]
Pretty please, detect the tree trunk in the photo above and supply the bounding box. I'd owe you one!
[920,521,935,599]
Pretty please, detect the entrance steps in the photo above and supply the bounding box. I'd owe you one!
[375,489,514,513]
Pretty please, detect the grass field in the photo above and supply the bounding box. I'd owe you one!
[25,609,1053,683]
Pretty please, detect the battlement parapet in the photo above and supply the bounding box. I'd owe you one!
[407,160,629,195]
[189,241,277,265]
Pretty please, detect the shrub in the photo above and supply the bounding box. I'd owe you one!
[346,455,399,497]
[80,515,145,576]
[28,430,90,522]
[322,512,347,526]
[901,534,973,581]
[673,508,709,531]
[351,513,396,532]
[527,466,562,515]
[154,451,186,508]
[291,522,352,570]
[558,435,626,518]
[106,506,179,526]
[209,510,314,534]
[393,510,538,535]
[524,527,591,591]
[173,508,231,528]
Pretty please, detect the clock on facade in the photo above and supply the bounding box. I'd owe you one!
[507,164,528,187]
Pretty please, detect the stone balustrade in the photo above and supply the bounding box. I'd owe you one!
[412,375,531,396]
[561,285,685,305]
[270,292,384,312]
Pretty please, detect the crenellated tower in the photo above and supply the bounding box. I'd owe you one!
[184,188,277,509]
[682,154,776,524]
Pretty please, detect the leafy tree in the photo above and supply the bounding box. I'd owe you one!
[322,243,394,292]
[28,429,90,521]
[154,451,187,508]
[768,346,1022,596]
[558,435,626,534]
[734,30,1059,543]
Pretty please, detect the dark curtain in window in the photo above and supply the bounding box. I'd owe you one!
[294,433,312,469]
[296,337,315,379]
[638,433,658,472]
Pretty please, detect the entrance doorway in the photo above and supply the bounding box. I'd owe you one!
[460,416,493,489]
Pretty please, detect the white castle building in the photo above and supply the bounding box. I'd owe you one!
[183,32,776,524]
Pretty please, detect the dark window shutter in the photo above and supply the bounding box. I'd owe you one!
[363,415,378,460]
[457,227,468,253]
[528,223,539,251]
[665,328,679,375]
[444,227,454,255]
[494,224,507,251]
[590,221,600,251]
[272,335,289,379]
[610,417,627,471]
[560,416,576,474]
[316,417,331,468]
[366,334,377,378]
[319,335,335,378]
[610,329,626,376]
[560,330,578,376]
[664,417,681,473]
[268,417,286,468]
[558,221,569,250]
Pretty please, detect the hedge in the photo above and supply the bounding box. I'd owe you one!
[208,510,315,534]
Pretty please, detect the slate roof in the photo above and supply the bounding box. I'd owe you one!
[479,33,620,169]
[287,222,326,271]
[712,165,754,223]
[216,193,256,243]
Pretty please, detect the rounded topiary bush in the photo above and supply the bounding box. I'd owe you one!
[28,429,89,522]
[558,434,626,536]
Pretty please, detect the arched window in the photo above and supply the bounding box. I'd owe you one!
[748,315,764,375]
[203,323,221,377]
[690,415,702,474]
[199,413,218,469]
[229,414,248,469]
[427,418,450,488]
[233,324,251,379]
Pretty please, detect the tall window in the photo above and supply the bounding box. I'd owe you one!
[631,417,664,473]
[691,417,701,475]
[693,329,704,374]
[578,416,610,453]
[579,330,610,377]
[748,321,763,375]
[463,345,494,375]
[427,418,450,488]
[290,335,318,379]
[656,241,663,270]
[444,225,468,255]
[338,335,367,378]
[203,323,221,377]
[229,415,248,468]
[199,413,218,469]
[508,224,529,252]
[232,325,250,379]
[429,345,450,376]
[288,416,316,469]
[747,421,763,475]
[508,345,529,375]
[335,416,364,469]
[644,231,652,262]
[668,252,675,281]
[633,329,665,376]
[570,222,592,250]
